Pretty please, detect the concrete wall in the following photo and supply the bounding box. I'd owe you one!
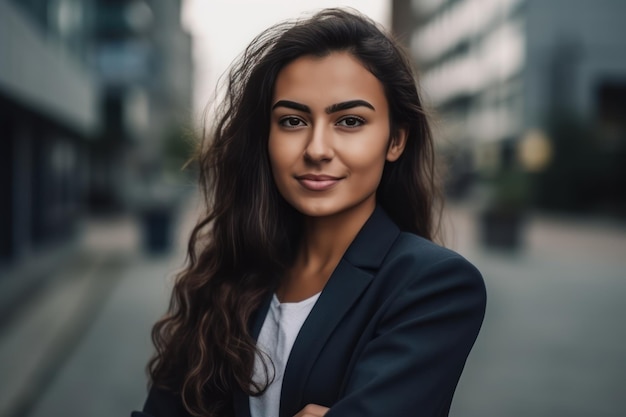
[0,1,100,136]
[524,0,626,127]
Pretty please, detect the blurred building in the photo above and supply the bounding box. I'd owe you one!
[395,0,626,209]
[0,0,192,290]
[0,0,100,263]
[92,0,193,210]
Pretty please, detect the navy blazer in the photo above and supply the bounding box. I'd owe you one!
[133,206,486,417]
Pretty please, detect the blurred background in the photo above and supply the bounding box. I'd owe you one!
[0,0,624,416]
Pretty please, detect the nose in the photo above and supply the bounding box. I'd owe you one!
[304,124,334,163]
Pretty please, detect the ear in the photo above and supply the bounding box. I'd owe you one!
[386,128,407,162]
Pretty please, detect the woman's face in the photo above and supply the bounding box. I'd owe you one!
[268,52,405,219]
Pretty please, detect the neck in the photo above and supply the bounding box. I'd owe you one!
[300,201,375,265]
[277,198,375,302]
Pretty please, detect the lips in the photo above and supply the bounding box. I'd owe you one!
[295,174,343,191]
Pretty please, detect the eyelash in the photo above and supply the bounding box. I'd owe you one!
[336,116,365,128]
[278,116,365,128]
[279,117,307,128]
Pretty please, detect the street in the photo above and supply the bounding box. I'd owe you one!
[1,201,624,417]
[447,205,626,417]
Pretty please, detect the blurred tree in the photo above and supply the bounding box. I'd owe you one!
[479,139,530,250]
[162,123,198,182]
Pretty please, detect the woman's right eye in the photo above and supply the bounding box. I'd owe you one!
[279,117,307,128]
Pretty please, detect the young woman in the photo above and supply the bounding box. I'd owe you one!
[133,8,486,417]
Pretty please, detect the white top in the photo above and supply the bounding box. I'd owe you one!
[250,292,321,417]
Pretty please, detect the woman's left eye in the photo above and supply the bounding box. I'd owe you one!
[336,117,364,128]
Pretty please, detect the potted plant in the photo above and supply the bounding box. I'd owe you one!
[480,163,530,250]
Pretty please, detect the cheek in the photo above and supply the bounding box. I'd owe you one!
[338,134,390,173]
[268,136,286,172]
[268,135,298,188]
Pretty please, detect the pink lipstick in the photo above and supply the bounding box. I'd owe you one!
[295,174,342,191]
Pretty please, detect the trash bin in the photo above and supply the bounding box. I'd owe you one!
[142,206,174,255]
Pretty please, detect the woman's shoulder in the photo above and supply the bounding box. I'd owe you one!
[379,231,485,295]
[367,231,487,330]
[390,231,477,267]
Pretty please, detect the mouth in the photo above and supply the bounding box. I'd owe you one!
[295,174,343,191]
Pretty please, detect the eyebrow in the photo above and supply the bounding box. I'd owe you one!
[326,100,375,113]
[272,99,375,114]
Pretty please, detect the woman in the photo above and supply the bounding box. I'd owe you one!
[134,8,486,417]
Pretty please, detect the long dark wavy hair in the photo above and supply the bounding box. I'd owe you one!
[148,8,442,417]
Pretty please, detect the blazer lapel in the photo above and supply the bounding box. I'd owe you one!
[279,206,400,417]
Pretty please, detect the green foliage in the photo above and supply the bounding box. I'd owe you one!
[491,167,530,213]
[162,124,199,179]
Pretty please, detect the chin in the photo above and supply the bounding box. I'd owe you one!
[292,202,341,218]
[290,197,376,220]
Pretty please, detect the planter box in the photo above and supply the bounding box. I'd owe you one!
[480,209,525,250]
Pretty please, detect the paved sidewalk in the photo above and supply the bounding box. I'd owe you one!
[2,199,625,417]
[0,213,143,417]
[26,246,182,417]
[445,204,626,417]
[0,193,201,417]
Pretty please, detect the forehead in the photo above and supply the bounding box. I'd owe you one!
[273,52,387,108]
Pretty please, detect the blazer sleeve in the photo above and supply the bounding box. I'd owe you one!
[131,386,191,417]
[326,255,486,417]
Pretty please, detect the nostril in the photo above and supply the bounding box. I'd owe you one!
[304,144,333,162]
[304,145,333,162]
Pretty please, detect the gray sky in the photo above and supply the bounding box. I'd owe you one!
[182,0,390,118]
